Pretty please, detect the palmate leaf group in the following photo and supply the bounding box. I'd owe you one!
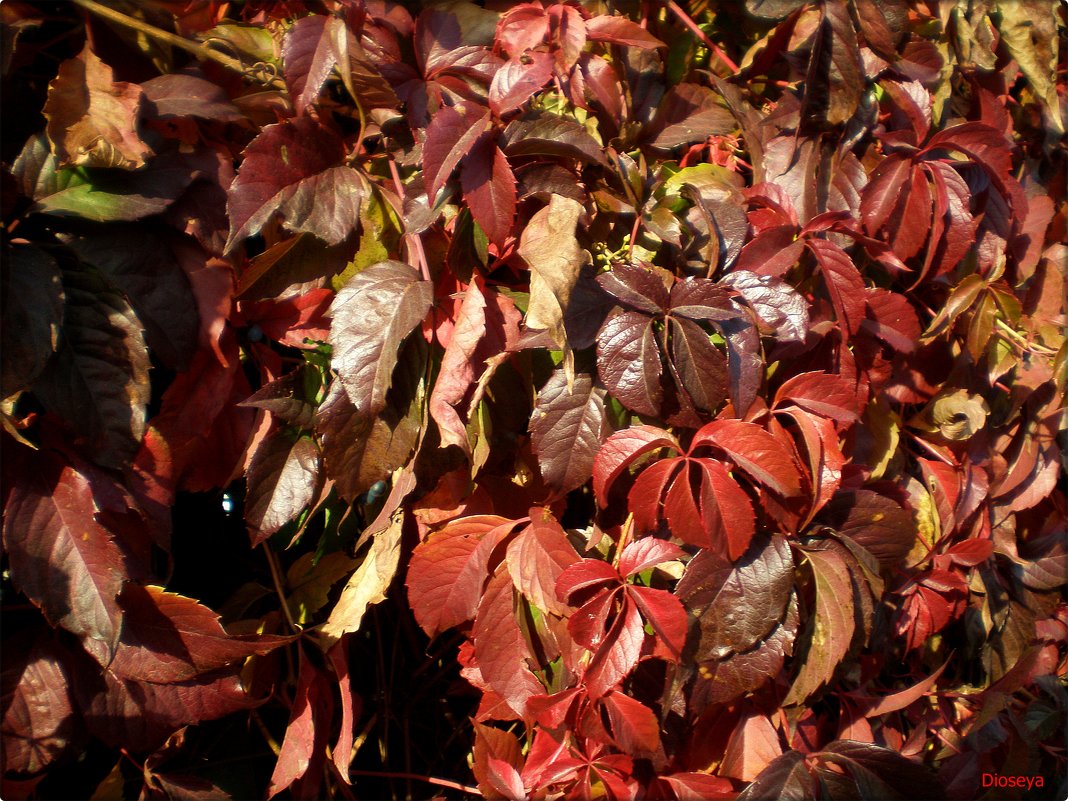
[1,0,1065,799]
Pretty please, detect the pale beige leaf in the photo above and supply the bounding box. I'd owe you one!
[319,510,403,643]
[519,194,586,354]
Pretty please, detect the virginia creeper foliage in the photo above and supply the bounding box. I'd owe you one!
[1,0,1066,799]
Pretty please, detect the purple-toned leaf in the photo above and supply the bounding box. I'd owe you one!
[423,103,492,205]
[530,369,608,495]
[244,432,321,545]
[668,316,728,413]
[226,118,363,252]
[677,534,794,658]
[329,260,432,417]
[283,15,336,116]
[736,749,814,801]
[140,73,243,122]
[584,15,665,48]
[816,489,913,568]
[783,542,857,705]
[67,225,199,371]
[595,262,670,313]
[239,370,316,429]
[646,84,735,149]
[32,263,150,468]
[0,243,63,397]
[461,135,517,248]
[720,270,809,343]
[2,454,126,650]
[596,309,663,418]
[501,113,608,165]
[817,741,945,800]
[694,594,799,709]
[718,316,763,418]
[489,51,554,117]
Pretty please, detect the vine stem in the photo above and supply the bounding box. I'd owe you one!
[70,0,283,87]
[661,0,739,73]
[347,770,481,796]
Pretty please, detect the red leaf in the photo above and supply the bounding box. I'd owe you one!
[662,463,709,548]
[628,586,688,660]
[617,538,687,578]
[661,773,736,800]
[556,559,621,601]
[2,453,126,651]
[628,458,683,535]
[473,723,525,801]
[592,425,680,506]
[489,52,554,117]
[774,371,860,423]
[698,459,758,561]
[721,710,783,781]
[429,278,521,452]
[424,103,492,205]
[600,691,661,757]
[505,512,581,616]
[806,238,866,335]
[461,135,517,248]
[267,652,332,798]
[326,642,359,780]
[406,515,517,637]
[584,597,645,698]
[109,584,291,683]
[584,15,665,48]
[692,420,803,497]
[473,568,545,716]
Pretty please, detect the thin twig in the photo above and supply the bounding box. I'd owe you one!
[662,0,739,73]
[252,710,283,757]
[70,0,284,87]
[264,545,299,633]
[348,770,481,796]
